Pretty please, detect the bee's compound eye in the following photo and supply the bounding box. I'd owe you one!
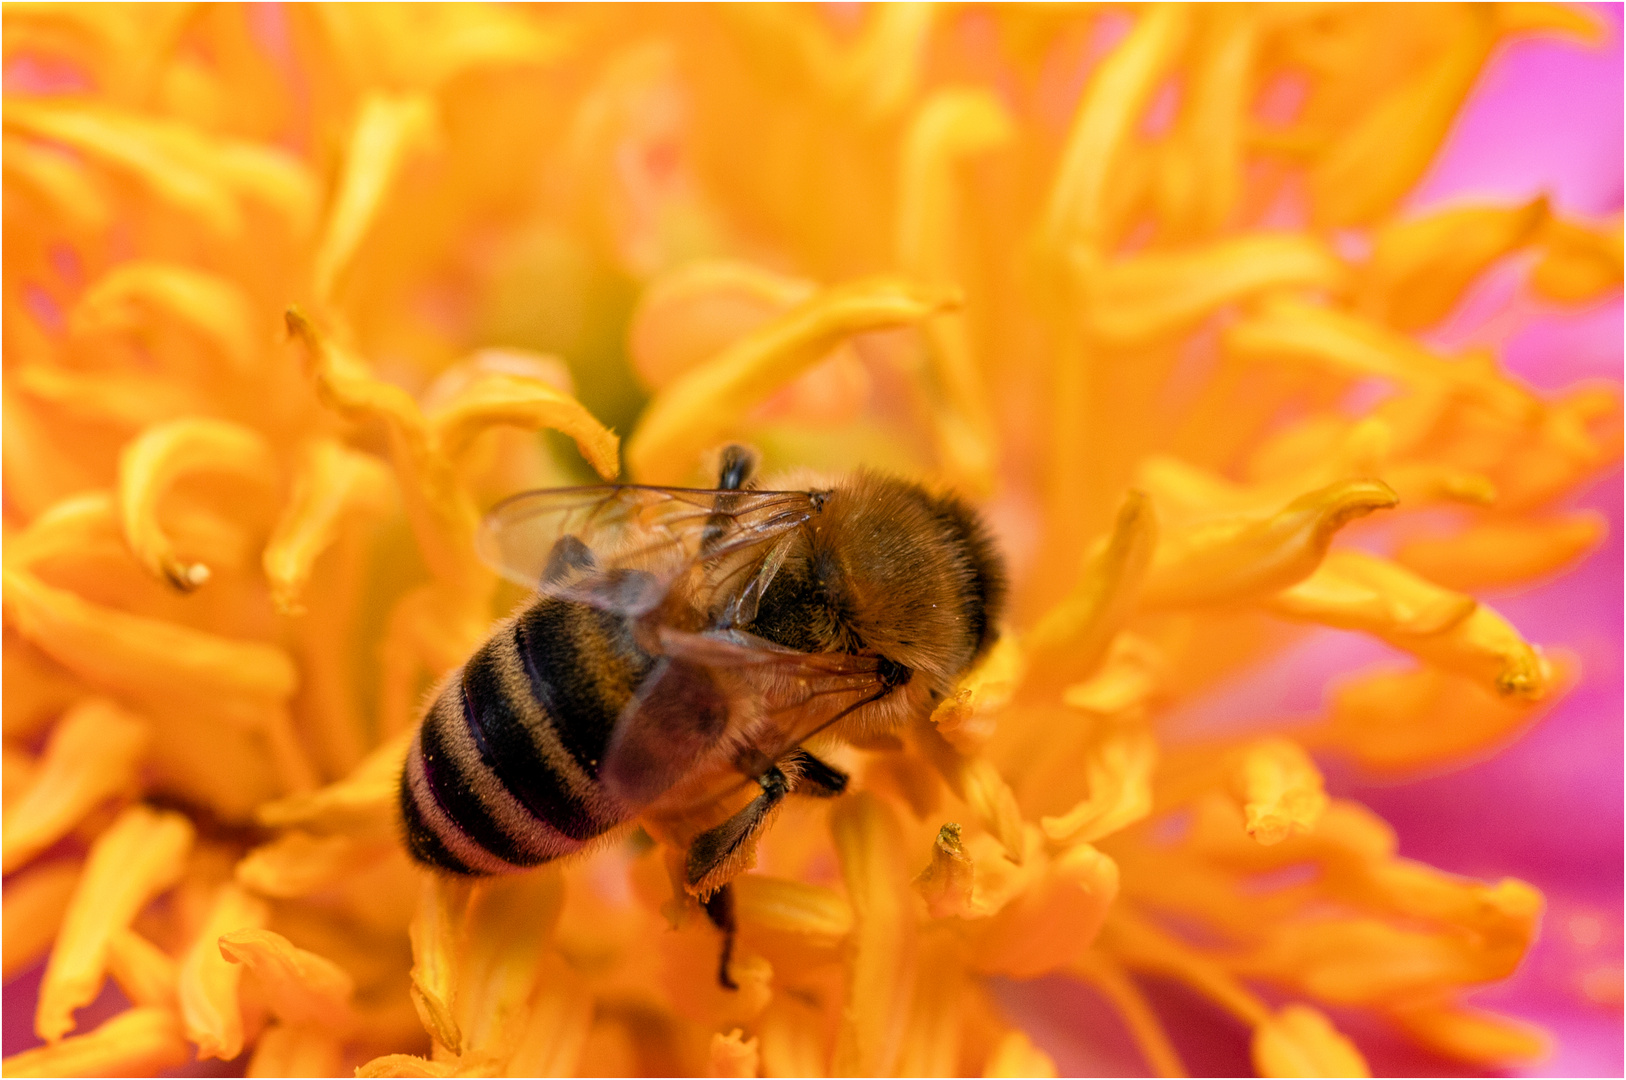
[877,656,911,689]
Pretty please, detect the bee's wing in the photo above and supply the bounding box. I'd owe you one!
[600,628,887,808]
[477,485,818,616]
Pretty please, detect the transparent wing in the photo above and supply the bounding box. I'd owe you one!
[599,627,889,807]
[477,485,818,617]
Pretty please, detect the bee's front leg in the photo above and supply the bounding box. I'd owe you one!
[702,883,738,991]
[686,765,790,897]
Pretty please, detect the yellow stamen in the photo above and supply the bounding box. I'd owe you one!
[2,858,81,980]
[914,822,980,920]
[1074,949,1187,1078]
[426,369,620,480]
[177,882,271,1060]
[408,874,471,1056]
[982,1029,1058,1079]
[709,1028,760,1079]
[733,872,853,945]
[246,1023,344,1080]
[1043,3,1188,250]
[830,792,917,1078]
[1140,479,1397,608]
[2,1007,191,1079]
[930,633,1025,753]
[1252,1004,1371,1079]
[1532,216,1625,303]
[1231,739,1328,846]
[311,92,436,302]
[1074,233,1347,346]
[70,260,262,374]
[37,805,193,1042]
[1387,998,1550,1065]
[1026,490,1158,687]
[106,929,178,1009]
[1360,198,1550,330]
[263,439,395,615]
[1396,512,1606,589]
[2,697,148,873]
[626,276,960,482]
[117,418,277,591]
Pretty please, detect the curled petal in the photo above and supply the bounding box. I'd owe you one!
[1269,552,1549,699]
[709,1029,760,1079]
[13,364,203,430]
[2,697,149,874]
[235,831,381,898]
[1060,633,1165,718]
[1323,658,1573,772]
[914,822,979,920]
[3,1007,190,1079]
[1395,511,1606,590]
[1226,296,1531,419]
[1140,480,1397,609]
[930,633,1025,753]
[426,370,620,480]
[1309,7,1497,227]
[218,928,355,1029]
[1026,489,1158,686]
[898,87,1014,280]
[1102,907,1272,1026]
[1387,999,1550,1065]
[37,806,194,1042]
[504,953,592,1078]
[1361,199,1550,330]
[627,276,960,483]
[1230,739,1328,846]
[71,261,262,373]
[1073,950,1187,1079]
[246,1023,344,1080]
[312,92,437,302]
[830,792,917,1078]
[455,870,566,1064]
[1074,233,1347,345]
[3,566,299,705]
[2,859,81,981]
[3,135,112,236]
[1042,3,1188,249]
[262,439,394,615]
[4,100,315,236]
[5,99,240,234]
[1252,1004,1371,1079]
[354,1053,455,1078]
[733,873,853,945]
[106,930,178,1009]
[983,1029,1058,1079]
[177,883,272,1061]
[408,874,471,1056]
[1039,728,1157,845]
[118,417,278,591]
[256,730,411,832]
[285,310,479,585]
[629,260,816,389]
[1531,217,1625,303]
[971,841,1119,979]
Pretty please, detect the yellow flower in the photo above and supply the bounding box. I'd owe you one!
[3,4,1619,1078]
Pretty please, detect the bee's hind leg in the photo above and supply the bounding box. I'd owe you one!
[541,534,595,583]
[686,765,789,896]
[702,884,739,991]
[781,749,848,797]
[717,444,758,491]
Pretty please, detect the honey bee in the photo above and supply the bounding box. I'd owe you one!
[399,446,1005,983]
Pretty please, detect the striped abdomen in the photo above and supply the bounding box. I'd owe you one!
[400,597,656,874]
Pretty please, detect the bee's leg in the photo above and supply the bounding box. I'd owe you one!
[686,765,790,895]
[717,444,758,491]
[541,534,595,584]
[780,748,848,797]
[702,883,739,991]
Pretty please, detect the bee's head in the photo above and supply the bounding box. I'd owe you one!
[801,473,1006,692]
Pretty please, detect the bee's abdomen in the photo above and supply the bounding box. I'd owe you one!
[400,598,654,875]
